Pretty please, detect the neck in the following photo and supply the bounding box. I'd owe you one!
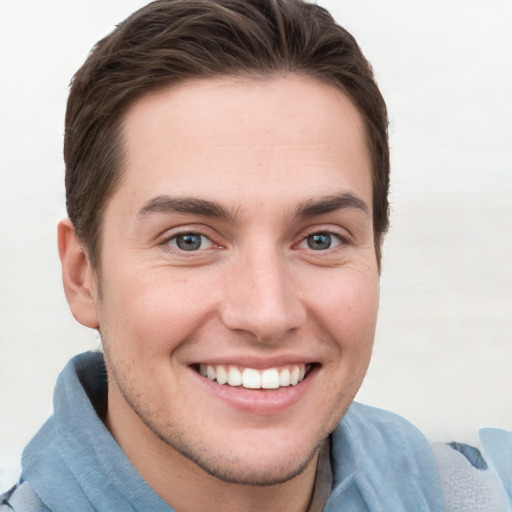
[151,452,319,512]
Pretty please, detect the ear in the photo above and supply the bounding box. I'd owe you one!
[58,218,100,329]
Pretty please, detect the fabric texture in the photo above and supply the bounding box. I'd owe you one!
[480,428,512,507]
[0,351,508,511]
[432,442,510,512]
[0,482,47,512]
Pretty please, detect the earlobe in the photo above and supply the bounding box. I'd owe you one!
[58,219,100,329]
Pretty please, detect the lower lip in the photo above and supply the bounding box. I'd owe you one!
[191,365,319,415]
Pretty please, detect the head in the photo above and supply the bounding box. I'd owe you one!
[64,0,389,273]
[59,0,389,498]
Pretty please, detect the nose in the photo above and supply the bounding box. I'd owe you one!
[220,247,306,343]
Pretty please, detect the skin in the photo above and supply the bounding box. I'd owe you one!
[59,74,380,512]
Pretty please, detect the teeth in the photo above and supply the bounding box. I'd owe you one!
[242,368,261,389]
[216,365,228,385]
[279,368,291,387]
[261,368,280,389]
[290,366,300,385]
[228,366,242,387]
[199,363,308,390]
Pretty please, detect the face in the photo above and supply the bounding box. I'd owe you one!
[94,75,379,485]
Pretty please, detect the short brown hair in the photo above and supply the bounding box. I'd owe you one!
[64,0,389,269]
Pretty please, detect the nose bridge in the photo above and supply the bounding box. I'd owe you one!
[221,242,304,342]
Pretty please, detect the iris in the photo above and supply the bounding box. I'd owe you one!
[176,233,203,251]
[307,233,332,250]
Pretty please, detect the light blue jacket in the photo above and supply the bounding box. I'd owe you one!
[1,352,510,511]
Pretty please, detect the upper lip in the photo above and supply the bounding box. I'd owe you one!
[188,354,319,370]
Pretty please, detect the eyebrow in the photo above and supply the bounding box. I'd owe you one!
[137,195,237,221]
[294,192,369,219]
[137,191,369,222]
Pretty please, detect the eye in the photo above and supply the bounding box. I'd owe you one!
[301,232,343,251]
[167,232,214,251]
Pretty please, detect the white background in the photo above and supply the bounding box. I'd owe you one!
[1,0,511,491]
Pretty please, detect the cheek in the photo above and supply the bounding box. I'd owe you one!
[99,270,215,357]
[308,268,379,359]
[314,272,378,426]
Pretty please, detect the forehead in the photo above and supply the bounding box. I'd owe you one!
[115,74,372,214]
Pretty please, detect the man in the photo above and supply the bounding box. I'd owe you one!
[1,1,509,511]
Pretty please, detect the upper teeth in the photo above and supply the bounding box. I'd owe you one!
[199,364,307,389]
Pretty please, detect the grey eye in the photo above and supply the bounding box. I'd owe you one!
[175,233,203,251]
[306,233,333,250]
[166,231,215,252]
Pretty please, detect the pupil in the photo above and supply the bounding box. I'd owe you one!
[308,233,331,250]
[177,233,201,251]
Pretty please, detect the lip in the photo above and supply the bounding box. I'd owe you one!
[189,363,319,416]
[190,354,316,370]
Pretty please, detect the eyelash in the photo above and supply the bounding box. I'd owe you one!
[296,228,350,252]
[159,227,349,254]
[159,228,219,254]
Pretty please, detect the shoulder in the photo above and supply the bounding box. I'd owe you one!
[329,402,445,511]
[432,429,512,512]
[0,482,48,512]
[337,401,433,452]
[334,403,511,511]
[335,402,443,478]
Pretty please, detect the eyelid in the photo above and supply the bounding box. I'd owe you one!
[296,233,343,251]
[158,225,222,253]
[167,233,214,251]
[295,226,352,248]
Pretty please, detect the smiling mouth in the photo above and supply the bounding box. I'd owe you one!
[194,363,313,390]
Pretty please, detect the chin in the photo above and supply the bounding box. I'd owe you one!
[176,437,324,486]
